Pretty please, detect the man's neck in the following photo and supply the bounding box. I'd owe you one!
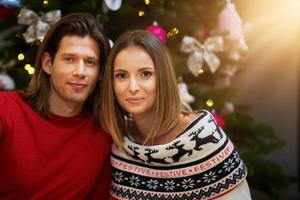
[49,99,84,117]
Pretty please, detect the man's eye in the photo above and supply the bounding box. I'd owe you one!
[85,60,97,66]
[64,57,74,62]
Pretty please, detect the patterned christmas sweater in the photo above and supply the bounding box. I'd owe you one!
[111,110,248,200]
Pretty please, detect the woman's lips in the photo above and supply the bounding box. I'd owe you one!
[126,97,144,103]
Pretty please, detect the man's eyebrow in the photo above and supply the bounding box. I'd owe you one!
[60,53,98,60]
[61,53,75,56]
[86,56,98,60]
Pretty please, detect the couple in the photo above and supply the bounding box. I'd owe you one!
[0,13,251,199]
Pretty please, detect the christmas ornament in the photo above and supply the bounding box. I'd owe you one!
[212,112,225,129]
[103,0,122,11]
[0,73,15,90]
[218,0,243,41]
[0,0,22,8]
[218,0,248,62]
[177,77,195,111]
[17,8,61,43]
[145,22,167,43]
[181,35,224,76]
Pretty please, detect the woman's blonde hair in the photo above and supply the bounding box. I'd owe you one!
[100,30,181,148]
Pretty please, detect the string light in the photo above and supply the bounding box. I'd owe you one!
[167,27,179,38]
[43,0,49,6]
[28,68,35,74]
[206,99,214,107]
[24,64,35,74]
[198,69,204,74]
[145,0,150,5]
[18,53,25,61]
[16,32,22,38]
[24,64,31,70]
[138,11,145,16]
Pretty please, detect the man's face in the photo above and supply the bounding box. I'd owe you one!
[42,35,100,112]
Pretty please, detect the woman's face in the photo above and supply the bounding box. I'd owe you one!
[113,45,157,119]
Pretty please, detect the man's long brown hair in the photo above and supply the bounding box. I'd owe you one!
[22,12,110,125]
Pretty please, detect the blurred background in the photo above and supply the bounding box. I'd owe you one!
[0,0,299,199]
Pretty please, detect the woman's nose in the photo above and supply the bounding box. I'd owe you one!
[128,77,139,94]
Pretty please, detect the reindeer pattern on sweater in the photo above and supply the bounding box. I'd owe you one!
[111,110,247,200]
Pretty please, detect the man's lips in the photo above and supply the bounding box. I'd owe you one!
[68,82,87,90]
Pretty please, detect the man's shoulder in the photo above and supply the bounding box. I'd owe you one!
[0,90,23,103]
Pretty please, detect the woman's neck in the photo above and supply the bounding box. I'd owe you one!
[130,112,198,145]
[130,111,156,143]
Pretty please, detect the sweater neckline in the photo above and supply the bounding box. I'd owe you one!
[124,110,207,148]
[49,110,87,125]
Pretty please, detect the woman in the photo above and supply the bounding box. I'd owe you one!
[100,30,251,199]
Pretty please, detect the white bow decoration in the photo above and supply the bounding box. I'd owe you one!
[181,35,224,76]
[18,8,61,43]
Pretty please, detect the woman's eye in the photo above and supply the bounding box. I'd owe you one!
[115,73,127,79]
[141,71,153,78]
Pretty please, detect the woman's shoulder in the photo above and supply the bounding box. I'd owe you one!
[180,109,214,131]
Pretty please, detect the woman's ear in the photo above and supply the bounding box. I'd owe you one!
[41,53,52,75]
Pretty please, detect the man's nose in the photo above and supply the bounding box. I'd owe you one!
[72,60,86,78]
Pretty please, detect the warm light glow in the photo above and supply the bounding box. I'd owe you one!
[244,0,300,62]
[206,99,214,107]
[145,0,150,5]
[198,69,204,74]
[138,11,145,16]
[28,68,35,75]
[24,64,31,70]
[24,64,34,74]
[167,27,179,38]
[43,0,49,6]
[16,32,22,38]
[18,53,25,61]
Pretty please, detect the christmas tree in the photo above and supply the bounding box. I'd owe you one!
[0,0,293,198]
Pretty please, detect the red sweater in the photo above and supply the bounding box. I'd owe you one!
[0,91,112,200]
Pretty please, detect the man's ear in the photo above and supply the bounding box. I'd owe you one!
[41,53,52,75]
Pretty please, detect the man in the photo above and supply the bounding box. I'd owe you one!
[0,13,111,199]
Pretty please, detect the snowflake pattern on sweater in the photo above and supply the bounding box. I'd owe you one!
[111,110,247,200]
